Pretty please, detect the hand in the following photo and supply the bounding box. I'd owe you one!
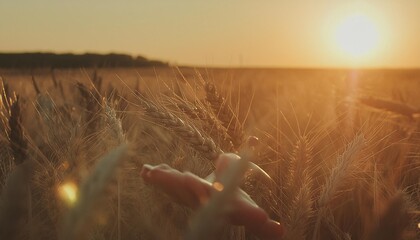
[140,153,285,240]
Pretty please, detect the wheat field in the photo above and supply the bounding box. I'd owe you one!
[0,67,419,239]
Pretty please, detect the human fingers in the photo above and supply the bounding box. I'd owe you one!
[226,190,284,238]
[214,153,241,178]
[228,193,268,227]
[140,164,212,208]
[141,164,196,206]
[253,219,285,240]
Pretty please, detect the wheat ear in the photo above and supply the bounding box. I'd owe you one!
[1,95,32,239]
[104,101,125,144]
[281,136,314,239]
[91,69,103,94]
[284,178,314,240]
[77,82,101,134]
[31,75,41,95]
[204,81,244,149]
[0,79,12,132]
[359,96,419,119]
[176,101,235,152]
[138,95,221,161]
[312,134,365,240]
[0,82,9,139]
[285,136,313,196]
[9,96,28,165]
[1,78,11,110]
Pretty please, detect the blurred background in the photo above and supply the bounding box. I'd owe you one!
[1,0,420,68]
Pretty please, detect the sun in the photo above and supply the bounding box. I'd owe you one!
[335,13,379,59]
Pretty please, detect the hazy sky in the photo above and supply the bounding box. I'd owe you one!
[1,0,420,68]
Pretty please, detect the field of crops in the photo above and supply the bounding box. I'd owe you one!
[0,67,419,239]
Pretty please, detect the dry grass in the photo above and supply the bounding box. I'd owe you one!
[0,67,418,239]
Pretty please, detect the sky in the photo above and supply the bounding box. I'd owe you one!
[1,0,420,68]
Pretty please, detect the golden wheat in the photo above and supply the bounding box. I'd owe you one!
[0,68,418,240]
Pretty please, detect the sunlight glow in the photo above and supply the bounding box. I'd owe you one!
[58,182,78,206]
[335,13,379,58]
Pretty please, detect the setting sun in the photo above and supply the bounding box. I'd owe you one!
[335,13,379,59]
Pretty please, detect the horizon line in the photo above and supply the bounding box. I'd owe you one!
[1,51,419,70]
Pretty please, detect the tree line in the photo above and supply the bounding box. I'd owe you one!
[0,52,168,68]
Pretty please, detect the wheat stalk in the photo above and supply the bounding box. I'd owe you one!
[369,190,412,240]
[323,215,352,240]
[0,160,33,239]
[103,100,126,240]
[61,144,128,240]
[0,68,418,240]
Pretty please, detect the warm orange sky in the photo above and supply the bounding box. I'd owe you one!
[1,0,420,68]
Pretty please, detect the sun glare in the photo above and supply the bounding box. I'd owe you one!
[58,182,78,206]
[335,13,379,59]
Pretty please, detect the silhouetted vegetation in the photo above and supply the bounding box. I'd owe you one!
[0,52,168,68]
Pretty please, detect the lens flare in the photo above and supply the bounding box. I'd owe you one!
[212,182,224,192]
[58,182,78,205]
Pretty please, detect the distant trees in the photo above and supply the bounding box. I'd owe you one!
[0,52,168,68]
